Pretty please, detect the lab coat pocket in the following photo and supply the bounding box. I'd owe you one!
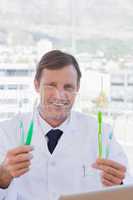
[80,165,103,192]
[16,193,28,200]
[58,156,83,194]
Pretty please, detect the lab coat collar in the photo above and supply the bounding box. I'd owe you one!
[33,107,78,156]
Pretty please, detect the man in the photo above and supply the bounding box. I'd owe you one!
[0,50,129,200]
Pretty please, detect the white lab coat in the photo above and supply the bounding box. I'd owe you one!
[0,109,130,200]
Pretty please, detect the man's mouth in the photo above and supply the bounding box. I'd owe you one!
[40,100,71,110]
[48,101,70,108]
[52,102,66,107]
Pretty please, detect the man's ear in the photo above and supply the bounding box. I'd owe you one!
[34,79,40,93]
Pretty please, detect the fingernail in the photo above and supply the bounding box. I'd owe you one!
[92,163,97,168]
[29,146,34,151]
[28,154,33,159]
[92,163,95,167]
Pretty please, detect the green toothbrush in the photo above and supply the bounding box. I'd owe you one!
[25,99,37,145]
[25,120,34,145]
[98,111,102,158]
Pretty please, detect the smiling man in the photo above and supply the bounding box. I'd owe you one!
[0,50,130,200]
[35,54,79,127]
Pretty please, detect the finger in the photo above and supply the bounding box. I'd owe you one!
[7,146,34,156]
[7,153,33,165]
[97,165,125,180]
[14,153,33,163]
[96,159,126,172]
[11,161,31,171]
[102,172,122,185]
[11,168,29,178]
[101,177,114,187]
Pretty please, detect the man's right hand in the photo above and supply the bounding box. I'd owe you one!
[0,145,33,188]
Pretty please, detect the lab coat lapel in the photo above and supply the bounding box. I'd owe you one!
[53,112,79,155]
[30,111,50,156]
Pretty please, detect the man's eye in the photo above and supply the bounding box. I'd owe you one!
[64,86,74,92]
[47,83,56,87]
[43,84,56,91]
[47,85,56,89]
[45,83,56,88]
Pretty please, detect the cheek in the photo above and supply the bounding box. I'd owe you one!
[68,96,76,105]
[40,91,51,101]
[40,93,51,104]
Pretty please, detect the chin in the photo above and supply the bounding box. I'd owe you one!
[47,112,68,121]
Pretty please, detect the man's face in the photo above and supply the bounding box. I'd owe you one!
[35,65,79,122]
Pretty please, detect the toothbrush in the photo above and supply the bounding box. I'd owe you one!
[25,99,37,145]
[19,120,25,145]
[105,132,113,159]
[98,111,103,158]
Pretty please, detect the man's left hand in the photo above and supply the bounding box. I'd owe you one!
[92,159,126,186]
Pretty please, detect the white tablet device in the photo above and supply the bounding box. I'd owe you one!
[59,184,133,200]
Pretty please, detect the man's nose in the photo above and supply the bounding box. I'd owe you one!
[54,88,66,98]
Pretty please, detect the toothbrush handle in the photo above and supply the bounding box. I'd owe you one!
[25,120,34,145]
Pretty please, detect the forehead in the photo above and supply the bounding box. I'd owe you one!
[40,65,78,84]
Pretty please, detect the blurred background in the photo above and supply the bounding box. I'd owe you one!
[0,0,133,175]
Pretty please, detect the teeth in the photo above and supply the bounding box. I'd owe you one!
[53,103,64,106]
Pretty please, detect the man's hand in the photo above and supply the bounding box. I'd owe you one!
[92,159,126,186]
[0,145,33,188]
